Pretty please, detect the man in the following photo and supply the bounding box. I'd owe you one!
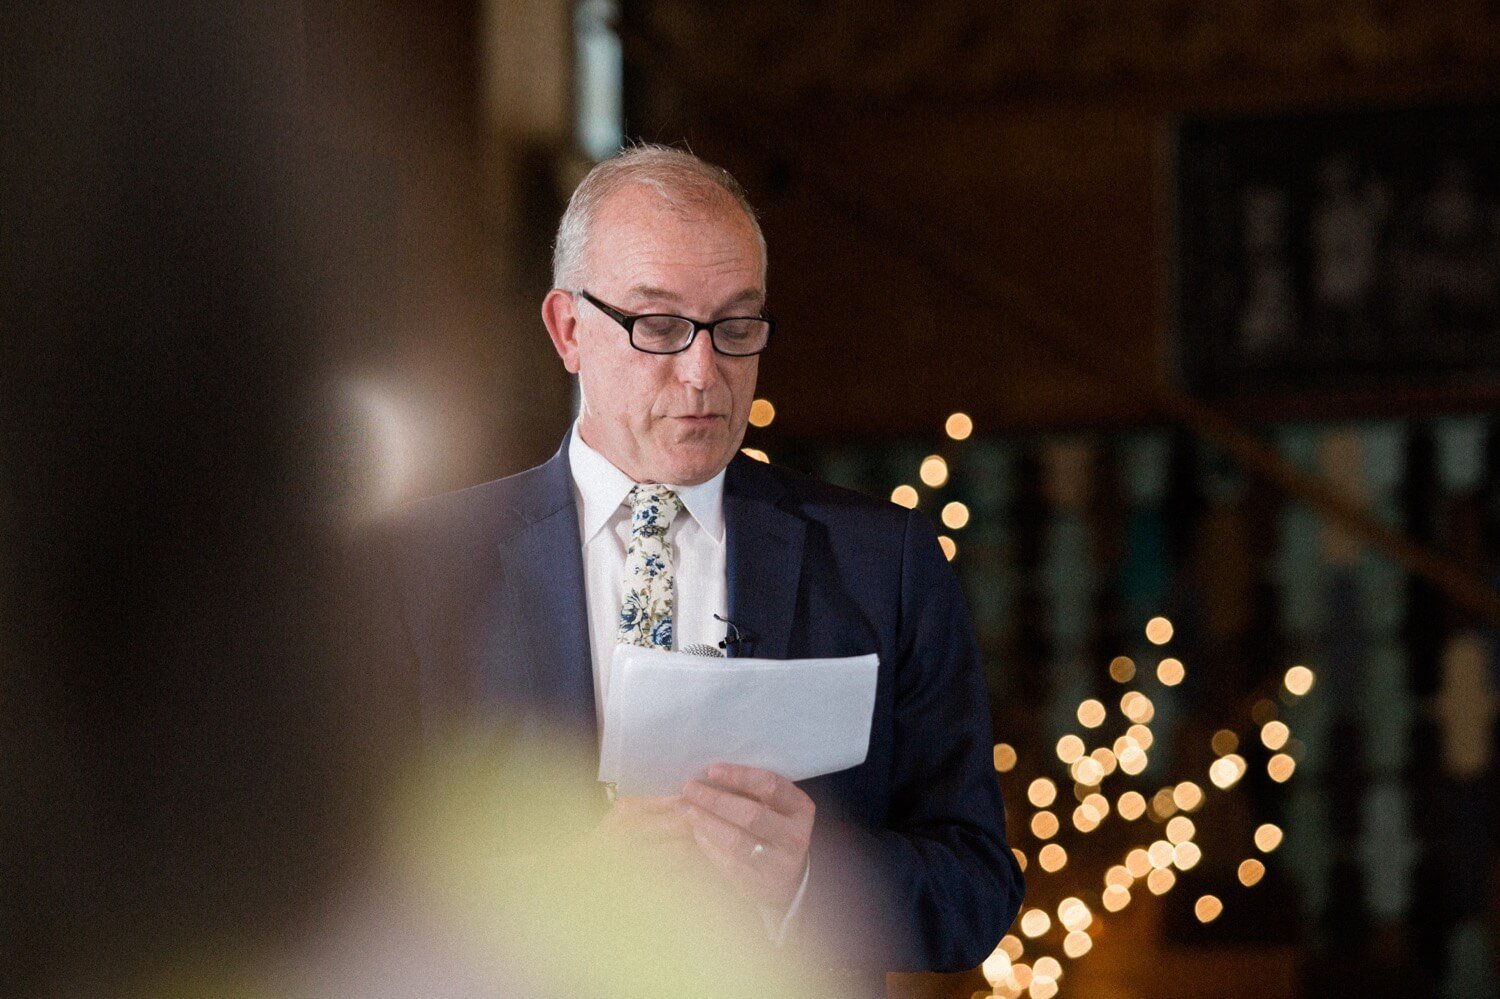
[378,145,1022,990]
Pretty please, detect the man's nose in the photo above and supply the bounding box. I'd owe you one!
[674,329,720,390]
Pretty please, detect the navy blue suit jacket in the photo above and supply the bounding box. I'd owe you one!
[377,436,1023,983]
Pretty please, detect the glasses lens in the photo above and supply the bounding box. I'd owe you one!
[712,318,771,355]
[632,315,695,352]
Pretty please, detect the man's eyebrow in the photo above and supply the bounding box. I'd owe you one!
[626,285,766,313]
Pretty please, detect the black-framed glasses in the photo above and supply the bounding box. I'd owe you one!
[577,290,773,356]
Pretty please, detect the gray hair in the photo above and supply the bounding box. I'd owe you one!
[551,143,766,291]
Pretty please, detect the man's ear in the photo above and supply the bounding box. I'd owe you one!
[541,289,582,374]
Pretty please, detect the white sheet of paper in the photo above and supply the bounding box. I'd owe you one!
[598,644,879,796]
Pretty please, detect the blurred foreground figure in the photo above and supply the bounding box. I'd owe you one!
[0,6,836,998]
[376,146,1025,996]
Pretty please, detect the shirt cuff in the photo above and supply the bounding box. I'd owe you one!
[758,854,810,947]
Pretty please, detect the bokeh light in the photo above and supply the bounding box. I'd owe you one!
[1056,734,1086,764]
[1020,908,1052,938]
[994,743,1017,772]
[1039,843,1068,872]
[748,398,776,427]
[890,484,919,509]
[1118,791,1147,820]
[1255,823,1284,852]
[940,501,970,530]
[1031,811,1060,839]
[937,536,957,561]
[944,412,974,440]
[919,454,949,488]
[1077,698,1107,728]
[1145,616,1174,644]
[1109,655,1137,683]
[1261,720,1290,750]
[1211,729,1240,755]
[1195,895,1224,923]
[1157,657,1185,686]
[1238,858,1266,886]
[1284,665,1315,696]
[1029,777,1058,808]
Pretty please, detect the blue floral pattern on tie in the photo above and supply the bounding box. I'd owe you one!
[619,484,683,649]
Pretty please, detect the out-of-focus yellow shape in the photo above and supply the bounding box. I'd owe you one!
[1030,974,1059,999]
[1090,747,1118,777]
[938,536,957,561]
[890,484,919,509]
[1056,734,1085,764]
[1020,909,1051,938]
[1267,753,1296,782]
[1072,805,1100,833]
[1166,816,1196,844]
[1284,665,1315,696]
[1102,884,1131,912]
[1151,788,1178,819]
[1038,844,1068,873]
[1028,778,1057,808]
[741,447,770,463]
[1104,864,1134,888]
[1145,616,1174,644]
[1261,720,1290,750]
[945,412,974,440]
[1077,698,1106,728]
[1212,729,1239,755]
[1118,791,1147,821]
[982,947,1013,987]
[1109,655,1136,683]
[1127,723,1154,751]
[1125,848,1152,878]
[1157,657,1185,686]
[999,935,1024,960]
[1148,840,1174,869]
[1254,823,1284,852]
[1238,858,1266,886]
[1083,793,1110,820]
[1031,811,1059,840]
[1058,897,1092,932]
[993,743,1017,772]
[1033,956,1062,983]
[940,501,970,530]
[1062,930,1093,958]
[1013,847,1028,872]
[1195,895,1223,923]
[919,455,949,488]
[1147,867,1176,895]
[1209,754,1246,790]
[1173,781,1205,812]
[1120,691,1155,724]
[748,398,776,427]
[1173,841,1202,870]
[1071,757,1104,787]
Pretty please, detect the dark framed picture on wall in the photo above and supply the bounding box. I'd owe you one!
[1174,103,1500,409]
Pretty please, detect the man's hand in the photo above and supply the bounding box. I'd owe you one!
[682,763,814,911]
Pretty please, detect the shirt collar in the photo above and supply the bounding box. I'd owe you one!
[568,422,726,545]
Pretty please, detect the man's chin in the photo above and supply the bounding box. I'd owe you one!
[654,441,734,486]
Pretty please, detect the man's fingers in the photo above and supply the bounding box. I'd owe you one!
[681,780,777,838]
[705,762,814,819]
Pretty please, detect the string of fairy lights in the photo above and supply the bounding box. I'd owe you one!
[742,403,1315,999]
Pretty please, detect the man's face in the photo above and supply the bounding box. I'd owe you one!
[544,184,764,486]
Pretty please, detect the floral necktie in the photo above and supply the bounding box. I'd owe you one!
[618,484,684,649]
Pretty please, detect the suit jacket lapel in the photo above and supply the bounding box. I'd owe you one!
[488,437,597,745]
[723,455,804,660]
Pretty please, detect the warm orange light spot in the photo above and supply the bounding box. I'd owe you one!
[945,412,974,440]
[890,484,919,509]
[748,398,776,427]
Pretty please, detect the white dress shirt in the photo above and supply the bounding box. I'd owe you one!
[566,424,806,943]
[568,426,730,723]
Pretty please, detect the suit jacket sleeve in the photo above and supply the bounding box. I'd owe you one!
[800,508,1024,973]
